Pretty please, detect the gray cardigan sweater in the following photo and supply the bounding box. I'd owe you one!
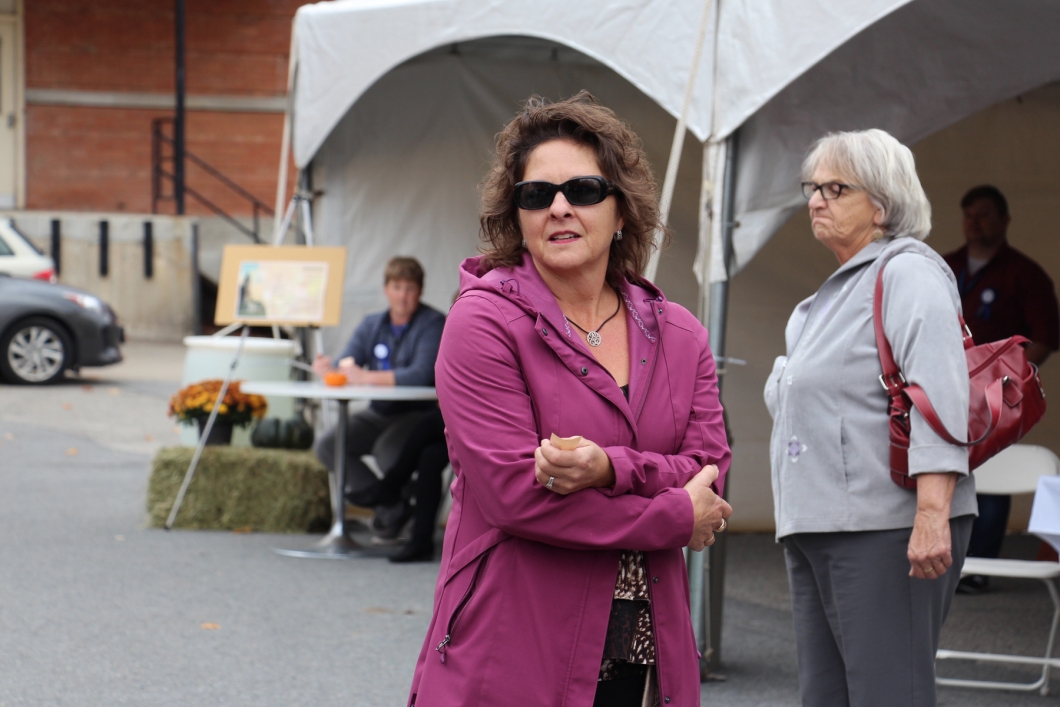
[764,237,977,539]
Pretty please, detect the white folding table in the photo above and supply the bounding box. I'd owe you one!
[241,380,438,559]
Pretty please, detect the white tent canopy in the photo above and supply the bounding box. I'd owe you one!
[304,36,711,344]
[289,0,1060,306]
[286,0,915,337]
[291,0,927,169]
[717,0,1060,280]
[291,0,721,167]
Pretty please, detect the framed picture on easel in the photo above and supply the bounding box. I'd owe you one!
[214,245,347,326]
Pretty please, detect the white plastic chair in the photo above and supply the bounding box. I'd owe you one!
[936,444,1060,696]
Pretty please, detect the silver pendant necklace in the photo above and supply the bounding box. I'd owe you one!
[566,290,622,347]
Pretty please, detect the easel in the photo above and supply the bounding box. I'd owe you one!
[273,189,329,385]
[165,324,249,530]
[272,189,333,432]
[166,185,332,529]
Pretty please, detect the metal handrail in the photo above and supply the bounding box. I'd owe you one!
[151,118,273,243]
[154,166,261,242]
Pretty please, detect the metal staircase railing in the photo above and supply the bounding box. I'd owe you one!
[151,117,273,243]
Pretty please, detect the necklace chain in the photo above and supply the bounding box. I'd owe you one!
[565,290,622,347]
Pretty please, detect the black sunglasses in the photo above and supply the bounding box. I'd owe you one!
[513,176,620,210]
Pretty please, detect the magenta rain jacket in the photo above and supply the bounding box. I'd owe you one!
[408,253,731,707]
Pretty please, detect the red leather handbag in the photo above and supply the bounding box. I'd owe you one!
[873,257,1047,490]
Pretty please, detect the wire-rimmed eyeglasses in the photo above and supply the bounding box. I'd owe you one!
[801,181,860,200]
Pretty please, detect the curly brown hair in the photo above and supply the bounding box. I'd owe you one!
[479,91,667,285]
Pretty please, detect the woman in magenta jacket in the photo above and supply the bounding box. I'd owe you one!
[408,92,732,707]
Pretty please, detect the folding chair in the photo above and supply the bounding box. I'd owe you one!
[936,444,1060,696]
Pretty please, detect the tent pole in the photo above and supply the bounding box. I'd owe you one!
[703,130,738,676]
[273,110,292,242]
[274,27,297,242]
[708,137,737,355]
[643,0,713,283]
[688,138,714,675]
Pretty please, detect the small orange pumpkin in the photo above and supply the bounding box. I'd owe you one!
[324,372,348,387]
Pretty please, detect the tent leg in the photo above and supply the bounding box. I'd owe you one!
[273,25,297,243]
[700,132,738,677]
[708,131,737,360]
[688,537,708,671]
[689,140,712,675]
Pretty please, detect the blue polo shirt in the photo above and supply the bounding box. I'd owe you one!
[336,303,445,414]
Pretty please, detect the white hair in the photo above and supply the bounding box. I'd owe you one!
[801,129,932,241]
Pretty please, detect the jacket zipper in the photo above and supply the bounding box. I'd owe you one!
[435,548,493,664]
[626,299,663,421]
[632,319,661,420]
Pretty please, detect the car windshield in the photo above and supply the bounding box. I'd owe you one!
[0,233,12,256]
[4,222,44,255]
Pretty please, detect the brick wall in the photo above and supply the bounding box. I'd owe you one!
[25,0,301,214]
[27,106,287,215]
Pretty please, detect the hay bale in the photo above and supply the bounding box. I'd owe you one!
[147,446,332,533]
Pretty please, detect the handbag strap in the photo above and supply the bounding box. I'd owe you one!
[872,260,905,394]
[904,379,1004,447]
[872,256,1003,448]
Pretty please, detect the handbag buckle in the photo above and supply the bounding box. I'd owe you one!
[879,371,906,393]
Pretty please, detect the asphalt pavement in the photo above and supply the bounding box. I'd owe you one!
[0,341,1056,705]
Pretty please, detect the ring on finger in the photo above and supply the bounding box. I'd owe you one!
[717,518,727,533]
[546,476,555,490]
[924,566,935,573]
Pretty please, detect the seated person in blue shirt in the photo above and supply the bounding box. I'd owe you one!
[312,256,445,532]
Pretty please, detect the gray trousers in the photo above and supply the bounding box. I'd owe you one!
[783,516,974,707]
[314,408,425,498]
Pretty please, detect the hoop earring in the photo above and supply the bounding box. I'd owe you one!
[614,230,623,241]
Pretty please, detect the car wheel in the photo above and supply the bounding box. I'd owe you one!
[0,317,73,385]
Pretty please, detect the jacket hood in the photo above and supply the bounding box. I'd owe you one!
[457,253,664,345]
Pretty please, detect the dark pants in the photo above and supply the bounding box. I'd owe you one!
[313,408,424,498]
[967,493,1011,559]
[783,516,974,707]
[372,409,447,547]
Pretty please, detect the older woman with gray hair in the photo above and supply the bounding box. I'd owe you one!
[765,128,977,707]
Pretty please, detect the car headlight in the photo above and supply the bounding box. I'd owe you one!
[64,292,109,319]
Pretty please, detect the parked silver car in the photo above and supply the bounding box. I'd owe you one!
[0,219,56,282]
[0,276,123,384]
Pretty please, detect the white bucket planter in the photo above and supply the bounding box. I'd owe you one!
[179,336,298,447]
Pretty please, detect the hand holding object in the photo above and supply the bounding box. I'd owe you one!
[684,465,731,551]
[550,433,582,450]
[337,358,368,385]
[535,434,615,494]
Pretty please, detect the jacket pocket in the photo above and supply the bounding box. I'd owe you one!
[435,546,495,664]
[764,356,787,421]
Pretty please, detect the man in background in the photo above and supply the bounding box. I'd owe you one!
[944,185,1060,590]
[313,256,445,539]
